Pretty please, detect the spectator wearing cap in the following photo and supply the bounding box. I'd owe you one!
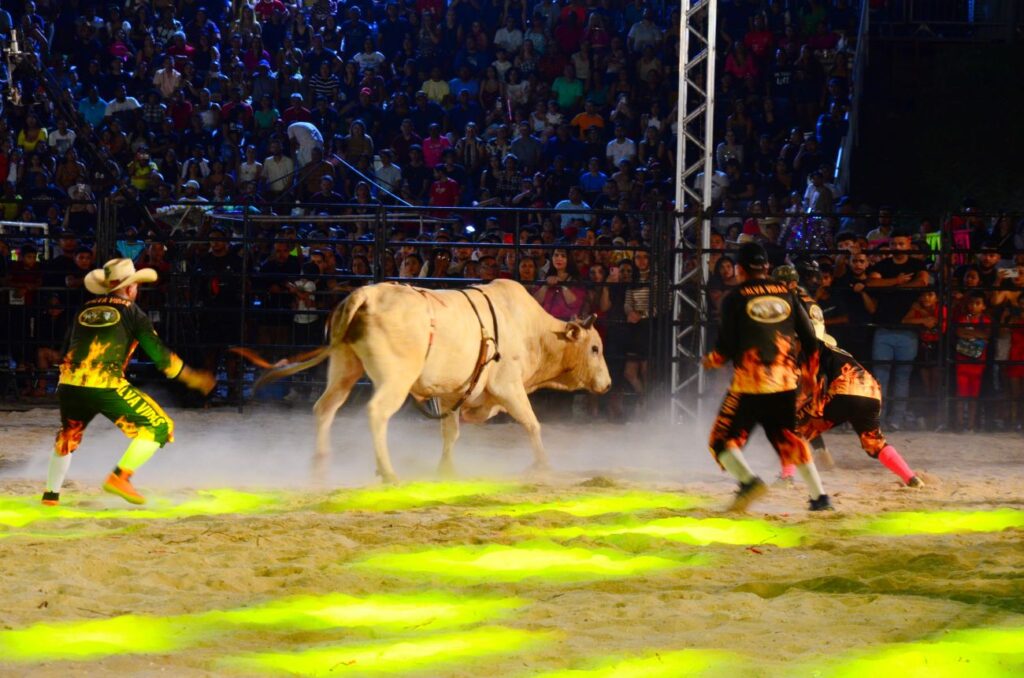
[288,119,325,168]
[283,93,313,125]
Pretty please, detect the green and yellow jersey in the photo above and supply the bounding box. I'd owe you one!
[59,295,184,389]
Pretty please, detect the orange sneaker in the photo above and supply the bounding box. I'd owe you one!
[41,491,60,506]
[103,469,145,505]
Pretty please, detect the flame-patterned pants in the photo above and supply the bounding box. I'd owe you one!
[801,394,886,457]
[54,384,175,456]
[709,390,811,467]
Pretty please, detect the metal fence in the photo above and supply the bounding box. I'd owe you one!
[0,200,672,423]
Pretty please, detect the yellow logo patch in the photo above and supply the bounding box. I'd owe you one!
[78,305,121,328]
[746,296,792,324]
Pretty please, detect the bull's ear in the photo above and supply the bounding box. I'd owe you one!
[580,314,596,329]
[563,322,583,342]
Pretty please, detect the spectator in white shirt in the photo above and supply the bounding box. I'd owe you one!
[605,125,637,169]
[287,121,325,167]
[627,10,663,53]
[47,118,76,156]
[375,148,403,193]
[104,85,142,119]
[262,139,296,196]
[494,16,524,53]
[152,56,182,99]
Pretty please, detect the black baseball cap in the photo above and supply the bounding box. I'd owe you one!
[737,242,769,269]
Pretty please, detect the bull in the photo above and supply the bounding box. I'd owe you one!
[254,280,611,483]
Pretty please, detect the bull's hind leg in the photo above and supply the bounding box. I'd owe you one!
[365,377,417,484]
[491,384,551,474]
[312,346,363,482]
[438,412,460,478]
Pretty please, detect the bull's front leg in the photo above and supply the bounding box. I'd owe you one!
[438,412,460,478]
[490,384,551,475]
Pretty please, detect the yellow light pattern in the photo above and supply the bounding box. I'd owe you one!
[819,627,1024,677]
[0,592,524,662]
[855,509,1024,537]
[529,516,803,547]
[324,481,523,511]
[352,542,691,582]
[220,626,549,676]
[0,489,284,529]
[474,492,707,518]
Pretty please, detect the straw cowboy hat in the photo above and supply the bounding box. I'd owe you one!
[85,258,158,295]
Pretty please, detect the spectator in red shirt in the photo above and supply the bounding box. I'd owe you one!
[282,93,312,125]
[428,165,461,217]
[744,14,775,62]
[254,0,286,21]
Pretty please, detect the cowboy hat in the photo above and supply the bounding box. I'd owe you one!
[85,258,158,295]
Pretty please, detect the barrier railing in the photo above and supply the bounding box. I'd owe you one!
[1,203,669,424]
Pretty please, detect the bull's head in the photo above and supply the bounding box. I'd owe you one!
[559,315,612,394]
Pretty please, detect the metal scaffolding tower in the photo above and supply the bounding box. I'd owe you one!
[671,0,717,424]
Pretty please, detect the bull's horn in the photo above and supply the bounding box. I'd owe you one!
[580,314,596,329]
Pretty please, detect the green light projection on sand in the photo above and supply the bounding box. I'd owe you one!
[474,492,707,518]
[0,489,284,528]
[856,509,1024,537]
[0,592,524,662]
[353,542,692,583]
[533,648,743,677]
[324,481,522,511]
[221,626,549,676]
[530,516,804,547]
[819,626,1024,677]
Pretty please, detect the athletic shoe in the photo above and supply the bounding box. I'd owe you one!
[907,476,925,488]
[729,477,768,512]
[808,494,834,511]
[41,491,59,506]
[103,468,145,505]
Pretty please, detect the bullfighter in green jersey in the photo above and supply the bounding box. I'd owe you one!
[43,258,215,506]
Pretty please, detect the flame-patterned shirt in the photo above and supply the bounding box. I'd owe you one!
[815,346,880,403]
[707,280,817,394]
[58,294,184,389]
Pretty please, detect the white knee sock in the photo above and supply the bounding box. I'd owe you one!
[797,462,825,499]
[719,448,756,484]
[46,453,73,493]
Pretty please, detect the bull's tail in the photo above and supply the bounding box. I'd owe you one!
[252,288,371,391]
[253,346,332,391]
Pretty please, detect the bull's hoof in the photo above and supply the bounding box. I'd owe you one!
[437,460,457,479]
[524,461,552,480]
[377,469,400,485]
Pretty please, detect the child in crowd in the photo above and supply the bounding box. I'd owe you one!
[953,292,991,432]
[1001,293,1024,431]
[903,288,944,428]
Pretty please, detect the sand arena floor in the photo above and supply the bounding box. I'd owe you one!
[0,405,1022,677]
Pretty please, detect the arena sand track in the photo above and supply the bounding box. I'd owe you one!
[0,406,1022,677]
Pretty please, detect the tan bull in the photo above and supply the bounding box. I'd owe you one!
[255,280,612,482]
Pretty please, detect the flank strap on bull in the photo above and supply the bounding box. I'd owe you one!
[414,286,502,420]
